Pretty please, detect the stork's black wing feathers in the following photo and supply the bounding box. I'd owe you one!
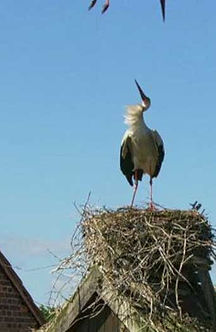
[152,131,165,178]
[160,0,166,21]
[88,0,97,10]
[153,144,165,178]
[120,136,134,186]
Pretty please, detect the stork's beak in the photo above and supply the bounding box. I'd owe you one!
[135,80,148,103]
[135,80,151,109]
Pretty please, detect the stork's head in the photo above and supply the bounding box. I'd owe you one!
[135,80,151,112]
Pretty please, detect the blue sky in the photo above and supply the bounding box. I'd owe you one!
[0,0,216,305]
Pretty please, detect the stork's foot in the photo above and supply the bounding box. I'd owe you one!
[148,202,157,211]
[88,0,97,10]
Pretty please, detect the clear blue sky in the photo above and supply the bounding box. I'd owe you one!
[0,0,216,305]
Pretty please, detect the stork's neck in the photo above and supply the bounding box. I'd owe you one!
[125,105,149,132]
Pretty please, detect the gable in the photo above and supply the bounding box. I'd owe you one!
[69,300,129,332]
[0,251,45,331]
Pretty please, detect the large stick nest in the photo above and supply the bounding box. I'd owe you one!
[82,207,216,331]
[48,207,216,331]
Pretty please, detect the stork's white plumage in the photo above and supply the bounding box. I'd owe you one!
[120,80,165,208]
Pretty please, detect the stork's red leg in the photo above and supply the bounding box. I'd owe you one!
[131,170,138,208]
[149,177,154,210]
[102,0,109,13]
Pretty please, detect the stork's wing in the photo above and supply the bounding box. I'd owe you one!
[152,130,165,178]
[120,133,134,186]
[160,0,166,21]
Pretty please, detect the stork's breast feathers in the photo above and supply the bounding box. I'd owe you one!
[120,130,165,184]
[132,130,165,177]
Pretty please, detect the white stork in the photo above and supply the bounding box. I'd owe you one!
[120,80,165,208]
